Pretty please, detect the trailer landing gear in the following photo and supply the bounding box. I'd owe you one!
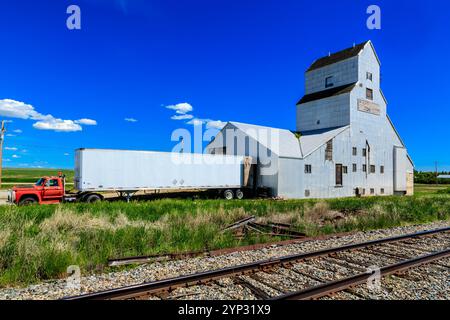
[118,191,136,202]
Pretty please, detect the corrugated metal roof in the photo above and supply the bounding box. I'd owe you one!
[298,126,350,157]
[306,41,368,72]
[296,82,356,105]
[228,122,349,159]
[437,175,450,179]
[228,122,302,158]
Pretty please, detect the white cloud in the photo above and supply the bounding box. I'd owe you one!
[165,102,225,129]
[171,114,194,120]
[0,99,97,132]
[124,118,138,122]
[206,120,226,129]
[3,159,11,162]
[165,102,193,115]
[187,118,205,126]
[5,147,17,151]
[33,119,82,132]
[187,118,226,129]
[64,153,70,156]
[0,99,41,119]
[6,134,15,137]
[75,118,97,125]
[12,154,20,158]
[13,129,22,133]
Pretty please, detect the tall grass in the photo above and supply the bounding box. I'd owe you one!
[0,195,449,286]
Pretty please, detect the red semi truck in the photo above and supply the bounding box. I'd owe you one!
[7,149,256,205]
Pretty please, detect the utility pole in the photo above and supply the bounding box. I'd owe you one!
[435,161,438,186]
[0,121,6,188]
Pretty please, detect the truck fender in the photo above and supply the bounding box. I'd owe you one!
[17,194,40,205]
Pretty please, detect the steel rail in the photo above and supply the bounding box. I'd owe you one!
[272,248,450,300]
[63,226,450,300]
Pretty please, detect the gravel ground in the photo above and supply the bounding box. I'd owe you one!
[327,257,450,300]
[0,220,448,300]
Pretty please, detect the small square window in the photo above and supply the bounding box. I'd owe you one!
[380,188,385,194]
[325,76,334,88]
[370,165,376,173]
[362,148,367,157]
[362,164,367,172]
[343,166,348,174]
[362,188,366,195]
[380,166,384,174]
[366,72,373,81]
[370,188,375,195]
[352,147,357,156]
[305,189,310,197]
[352,164,357,172]
[305,164,312,174]
[366,88,373,100]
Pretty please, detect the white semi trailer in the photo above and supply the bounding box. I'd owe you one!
[74,148,254,201]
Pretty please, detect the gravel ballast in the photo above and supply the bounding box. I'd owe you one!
[0,220,448,300]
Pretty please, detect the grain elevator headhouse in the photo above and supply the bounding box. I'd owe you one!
[207,41,414,199]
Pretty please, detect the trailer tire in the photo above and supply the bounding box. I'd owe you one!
[19,196,38,206]
[235,189,244,200]
[223,189,234,200]
[84,194,102,203]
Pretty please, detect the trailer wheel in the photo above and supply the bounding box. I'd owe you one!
[19,196,37,206]
[85,194,102,203]
[235,189,244,200]
[223,189,234,200]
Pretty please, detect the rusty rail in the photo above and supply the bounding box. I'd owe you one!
[272,248,450,300]
[63,226,450,300]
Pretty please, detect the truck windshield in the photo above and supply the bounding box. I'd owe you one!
[35,178,45,186]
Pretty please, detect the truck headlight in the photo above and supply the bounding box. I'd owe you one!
[7,190,15,203]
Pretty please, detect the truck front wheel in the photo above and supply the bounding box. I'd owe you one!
[223,189,234,200]
[19,196,37,206]
[84,194,102,203]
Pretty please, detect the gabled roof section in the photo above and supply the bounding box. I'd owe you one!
[306,41,369,72]
[299,125,350,157]
[296,82,356,105]
[228,122,303,159]
[225,121,349,159]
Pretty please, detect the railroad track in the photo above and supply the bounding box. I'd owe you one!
[64,226,450,300]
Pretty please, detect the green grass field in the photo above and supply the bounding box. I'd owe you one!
[1,168,74,188]
[0,168,449,286]
[414,183,450,195]
[0,192,449,287]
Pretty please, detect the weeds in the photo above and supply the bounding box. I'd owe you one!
[0,195,449,286]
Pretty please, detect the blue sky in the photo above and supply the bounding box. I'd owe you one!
[0,0,449,171]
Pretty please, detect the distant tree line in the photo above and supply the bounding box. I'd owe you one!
[414,170,450,184]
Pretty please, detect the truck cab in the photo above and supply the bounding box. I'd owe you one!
[8,176,65,205]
